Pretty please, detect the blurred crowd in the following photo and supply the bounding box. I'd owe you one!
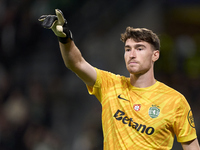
[0,0,200,150]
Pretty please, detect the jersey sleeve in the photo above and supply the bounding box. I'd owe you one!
[173,96,197,143]
[86,68,102,102]
[86,68,121,103]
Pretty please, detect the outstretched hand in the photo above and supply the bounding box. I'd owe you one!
[39,9,73,43]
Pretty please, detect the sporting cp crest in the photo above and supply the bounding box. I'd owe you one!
[148,105,160,118]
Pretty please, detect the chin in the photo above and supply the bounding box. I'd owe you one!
[128,68,147,76]
[128,69,139,74]
[127,66,138,73]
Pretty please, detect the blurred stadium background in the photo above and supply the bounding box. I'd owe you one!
[0,0,200,149]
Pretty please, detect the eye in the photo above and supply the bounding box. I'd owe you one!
[137,47,144,51]
[125,48,131,52]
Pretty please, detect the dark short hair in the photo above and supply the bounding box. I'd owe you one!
[120,27,160,51]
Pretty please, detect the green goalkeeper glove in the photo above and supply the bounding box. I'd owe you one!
[38,9,73,44]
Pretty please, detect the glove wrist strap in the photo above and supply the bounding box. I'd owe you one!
[58,23,73,44]
[58,37,68,44]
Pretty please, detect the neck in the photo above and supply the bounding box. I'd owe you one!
[130,69,156,88]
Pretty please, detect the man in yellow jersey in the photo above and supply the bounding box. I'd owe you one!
[39,9,200,150]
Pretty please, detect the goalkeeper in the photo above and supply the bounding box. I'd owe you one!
[39,9,200,150]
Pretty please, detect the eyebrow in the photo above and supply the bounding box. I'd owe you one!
[124,44,146,49]
[124,45,131,49]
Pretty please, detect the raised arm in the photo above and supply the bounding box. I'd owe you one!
[39,9,96,86]
[59,40,96,86]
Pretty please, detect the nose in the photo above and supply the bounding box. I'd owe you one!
[130,49,136,58]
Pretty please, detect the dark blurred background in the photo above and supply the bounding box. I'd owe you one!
[0,0,200,149]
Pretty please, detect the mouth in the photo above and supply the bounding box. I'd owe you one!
[128,61,138,65]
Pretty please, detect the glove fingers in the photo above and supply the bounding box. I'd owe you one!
[55,9,65,25]
[38,15,48,21]
[41,15,58,29]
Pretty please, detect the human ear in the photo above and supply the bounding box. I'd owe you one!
[152,50,160,62]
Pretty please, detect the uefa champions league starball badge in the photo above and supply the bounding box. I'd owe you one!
[149,105,160,118]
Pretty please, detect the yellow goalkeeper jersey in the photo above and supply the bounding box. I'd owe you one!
[87,68,197,150]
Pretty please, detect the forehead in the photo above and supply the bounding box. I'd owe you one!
[125,38,151,48]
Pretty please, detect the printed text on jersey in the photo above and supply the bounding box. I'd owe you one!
[114,109,155,135]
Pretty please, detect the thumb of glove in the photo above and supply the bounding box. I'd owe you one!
[55,9,65,26]
[50,9,66,37]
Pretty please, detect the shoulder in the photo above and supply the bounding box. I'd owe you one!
[158,81,183,96]
[157,82,192,119]
[95,68,129,87]
[96,68,128,81]
[157,81,188,104]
